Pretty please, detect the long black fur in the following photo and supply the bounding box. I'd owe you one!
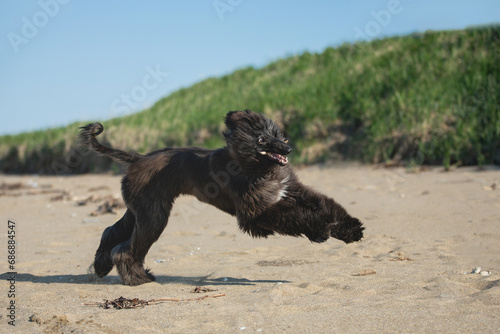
[80,110,364,285]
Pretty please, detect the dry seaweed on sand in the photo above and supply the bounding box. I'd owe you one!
[84,294,226,309]
[90,198,125,216]
[191,286,218,293]
[92,297,148,309]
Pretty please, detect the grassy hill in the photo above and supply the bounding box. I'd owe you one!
[1,26,499,174]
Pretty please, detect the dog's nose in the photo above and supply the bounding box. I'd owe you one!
[284,145,293,154]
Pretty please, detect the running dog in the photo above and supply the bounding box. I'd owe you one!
[79,110,364,285]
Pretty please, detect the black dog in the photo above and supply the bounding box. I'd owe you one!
[79,110,364,285]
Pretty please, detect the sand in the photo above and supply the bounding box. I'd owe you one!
[1,164,499,333]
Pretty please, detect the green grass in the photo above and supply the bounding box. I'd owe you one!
[1,26,499,173]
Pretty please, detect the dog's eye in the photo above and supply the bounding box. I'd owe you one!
[258,137,265,145]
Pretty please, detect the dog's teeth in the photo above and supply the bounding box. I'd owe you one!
[260,151,289,165]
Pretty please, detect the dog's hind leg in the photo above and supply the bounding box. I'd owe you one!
[111,203,173,285]
[93,209,135,278]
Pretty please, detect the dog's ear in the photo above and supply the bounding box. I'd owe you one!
[225,110,250,130]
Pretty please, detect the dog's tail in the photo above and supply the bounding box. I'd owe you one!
[79,122,141,164]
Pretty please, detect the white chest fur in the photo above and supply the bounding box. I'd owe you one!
[275,175,290,202]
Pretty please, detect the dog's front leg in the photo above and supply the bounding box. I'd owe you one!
[326,201,364,244]
[239,195,364,244]
[238,200,315,241]
[301,196,364,244]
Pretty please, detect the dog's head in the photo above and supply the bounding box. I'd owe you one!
[223,110,292,170]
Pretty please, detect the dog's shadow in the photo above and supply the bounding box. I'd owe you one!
[1,272,290,286]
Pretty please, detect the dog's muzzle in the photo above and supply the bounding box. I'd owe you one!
[259,151,289,165]
[259,140,292,165]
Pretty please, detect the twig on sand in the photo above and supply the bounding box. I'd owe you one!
[84,294,225,309]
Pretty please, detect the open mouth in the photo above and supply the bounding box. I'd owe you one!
[259,151,289,165]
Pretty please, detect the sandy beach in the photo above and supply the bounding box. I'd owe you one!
[1,164,499,333]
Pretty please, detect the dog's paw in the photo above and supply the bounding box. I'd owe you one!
[94,251,114,278]
[121,268,156,286]
[331,217,364,244]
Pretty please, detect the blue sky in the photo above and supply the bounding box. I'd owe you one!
[0,0,498,135]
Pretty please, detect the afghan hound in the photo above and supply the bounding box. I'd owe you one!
[79,110,364,285]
